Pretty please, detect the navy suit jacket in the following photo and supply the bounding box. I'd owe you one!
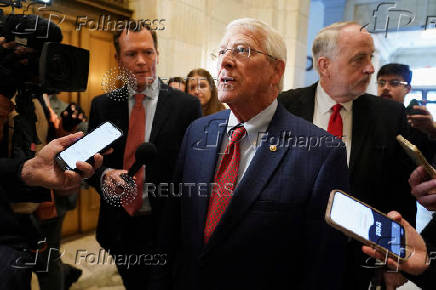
[278,83,416,226]
[278,83,417,289]
[160,103,350,290]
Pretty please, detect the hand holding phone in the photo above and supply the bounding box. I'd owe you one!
[362,211,429,276]
[409,166,436,211]
[56,121,123,171]
[396,135,436,178]
[21,132,103,191]
[325,190,408,262]
[405,99,426,116]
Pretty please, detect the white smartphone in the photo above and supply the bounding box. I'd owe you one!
[325,190,407,261]
[55,121,123,171]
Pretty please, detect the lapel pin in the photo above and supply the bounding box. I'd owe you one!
[269,145,277,152]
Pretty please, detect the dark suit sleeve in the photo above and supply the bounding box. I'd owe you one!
[0,157,27,192]
[148,123,192,290]
[0,157,49,202]
[301,144,349,290]
[394,108,417,227]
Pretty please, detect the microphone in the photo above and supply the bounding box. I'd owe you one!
[127,143,157,176]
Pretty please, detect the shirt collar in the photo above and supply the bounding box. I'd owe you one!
[128,77,159,100]
[317,83,353,113]
[227,99,278,144]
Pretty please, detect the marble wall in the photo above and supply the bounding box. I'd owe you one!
[128,0,310,91]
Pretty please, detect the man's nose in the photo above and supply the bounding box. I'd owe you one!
[136,54,147,65]
[219,50,235,70]
[364,62,375,74]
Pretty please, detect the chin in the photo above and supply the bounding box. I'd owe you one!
[217,95,232,105]
[218,90,237,102]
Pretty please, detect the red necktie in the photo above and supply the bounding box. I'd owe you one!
[123,94,146,216]
[327,104,343,139]
[204,125,246,243]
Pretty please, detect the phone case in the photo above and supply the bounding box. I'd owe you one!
[325,189,408,262]
[396,134,436,178]
[55,121,123,172]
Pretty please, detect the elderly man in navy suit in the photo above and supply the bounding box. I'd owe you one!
[155,18,350,290]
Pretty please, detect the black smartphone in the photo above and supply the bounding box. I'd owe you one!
[55,121,123,171]
[325,190,407,261]
[405,99,425,115]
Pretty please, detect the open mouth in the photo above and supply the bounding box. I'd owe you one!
[221,76,235,83]
[135,72,148,77]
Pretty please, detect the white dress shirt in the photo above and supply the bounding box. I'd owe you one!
[313,83,353,164]
[216,99,278,185]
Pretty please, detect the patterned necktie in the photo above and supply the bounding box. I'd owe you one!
[327,104,343,139]
[123,94,146,216]
[204,125,246,243]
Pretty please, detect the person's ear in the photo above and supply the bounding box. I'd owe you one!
[272,60,285,87]
[317,57,330,78]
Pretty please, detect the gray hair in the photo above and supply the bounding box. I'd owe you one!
[226,18,287,91]
[312,21,360,71]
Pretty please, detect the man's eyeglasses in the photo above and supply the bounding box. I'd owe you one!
[377,80,409,88]
[211,44,278,61]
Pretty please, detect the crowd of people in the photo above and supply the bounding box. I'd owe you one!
[1,15,436,290]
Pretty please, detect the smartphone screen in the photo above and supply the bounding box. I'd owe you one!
[330,191,406,258]
[58,122,122,170]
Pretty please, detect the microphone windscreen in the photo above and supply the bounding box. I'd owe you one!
[135,143,157,164]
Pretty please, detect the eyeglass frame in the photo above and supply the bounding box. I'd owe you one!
[211,44,278,61]
[376,79,409,88]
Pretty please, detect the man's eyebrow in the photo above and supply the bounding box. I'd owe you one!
[351,51,372,59]
[220,41,250,48]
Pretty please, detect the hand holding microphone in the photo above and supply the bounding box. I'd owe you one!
[102,142,157,207]
[127,142,157,177]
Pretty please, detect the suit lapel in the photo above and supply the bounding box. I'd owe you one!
[149,80,170,143]
[298,83,317,122]
[349,95,372,174]
[109,86,129,130]
[106,87,129,152]
[201,105,291,257]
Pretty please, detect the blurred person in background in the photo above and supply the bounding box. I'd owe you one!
[377,63,436,161]
[167,77,186,92]
[186,68,226,116]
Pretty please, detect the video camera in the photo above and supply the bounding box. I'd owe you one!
[0,0,89,95]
